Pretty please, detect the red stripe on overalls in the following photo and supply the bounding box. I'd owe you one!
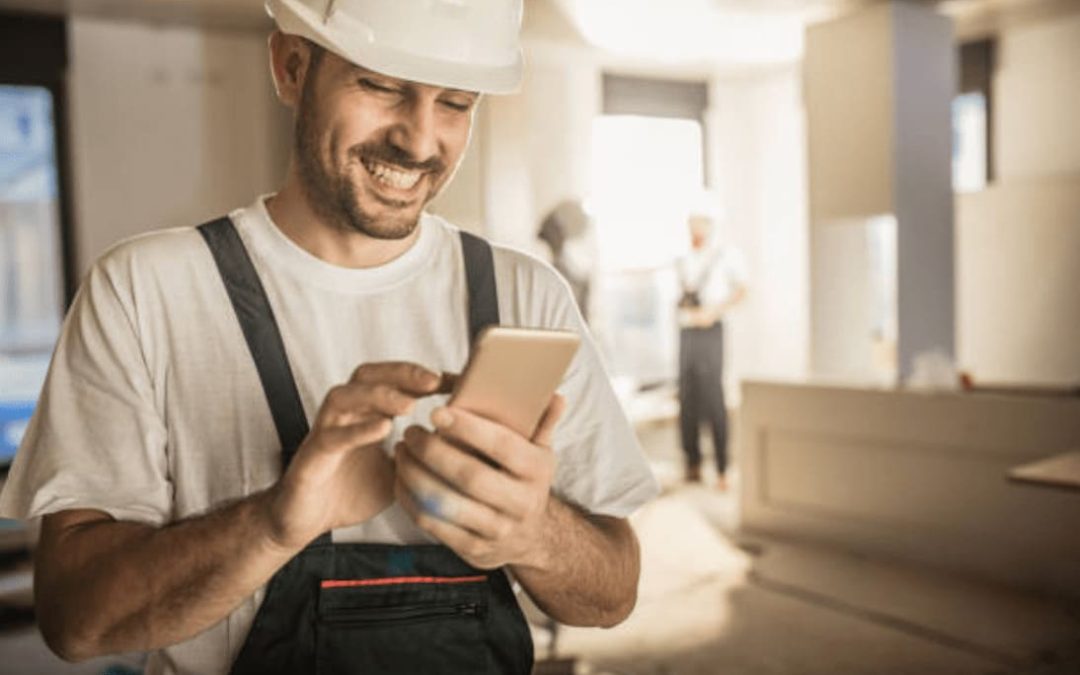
[320,575,488,589]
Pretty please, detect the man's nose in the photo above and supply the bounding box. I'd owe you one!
[387,99,439,165]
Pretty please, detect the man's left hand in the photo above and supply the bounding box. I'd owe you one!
[394,395,566,570]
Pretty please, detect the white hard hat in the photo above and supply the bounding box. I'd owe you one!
[266,0,524,94]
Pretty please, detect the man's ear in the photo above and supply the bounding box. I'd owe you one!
[268,31,315,108]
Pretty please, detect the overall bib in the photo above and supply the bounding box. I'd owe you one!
[197,217,534,675]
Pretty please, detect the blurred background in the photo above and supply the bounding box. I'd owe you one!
[0,0,1078,673]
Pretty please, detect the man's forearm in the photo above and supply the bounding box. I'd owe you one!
[510,498,640,628]
[36,489,299,661]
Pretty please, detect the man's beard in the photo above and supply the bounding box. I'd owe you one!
[294,84,442,241]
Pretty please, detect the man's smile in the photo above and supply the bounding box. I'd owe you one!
[361,157,426,193]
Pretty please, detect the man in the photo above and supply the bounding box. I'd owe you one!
[677,211,747,490]
[536,199,591,320]
[0,1,658,673]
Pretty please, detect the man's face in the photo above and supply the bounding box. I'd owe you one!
[688,215,712,250]
[294,47,478,240]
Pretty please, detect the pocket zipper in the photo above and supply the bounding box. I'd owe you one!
[321,602,486,627]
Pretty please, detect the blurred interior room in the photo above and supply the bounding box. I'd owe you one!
[0,0,1078,673]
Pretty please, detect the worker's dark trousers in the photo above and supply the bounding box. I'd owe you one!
[678,322,728,473]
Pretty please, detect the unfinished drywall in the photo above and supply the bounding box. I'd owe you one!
[994,12,1080,181]
[68,17,287,273]
[954,12,1080,386]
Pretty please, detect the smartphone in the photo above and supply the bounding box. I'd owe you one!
[448,326,581,438]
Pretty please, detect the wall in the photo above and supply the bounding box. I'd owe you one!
[956,177,1080,385]
[68,17,287,274]
[994,12,1080,181]
[804,3,956,382]
[955,11,1080,385]
[710,70,810,386]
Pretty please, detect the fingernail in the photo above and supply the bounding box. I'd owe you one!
[431,407,454,428]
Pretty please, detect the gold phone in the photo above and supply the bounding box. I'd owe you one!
[448,326,581,438]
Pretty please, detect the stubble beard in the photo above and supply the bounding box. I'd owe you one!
[294,79,425,241]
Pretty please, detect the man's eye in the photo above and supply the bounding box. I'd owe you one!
[441,99,472,112]
[360,79,399,94]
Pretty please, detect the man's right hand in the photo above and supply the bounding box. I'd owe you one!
[265,362,443,550]
[34,362,444,661]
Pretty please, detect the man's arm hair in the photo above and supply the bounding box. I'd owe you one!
[510,498,640,628]
[35,491,297,662]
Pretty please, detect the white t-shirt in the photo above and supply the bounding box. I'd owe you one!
[677,244,748,327]
[0,195,659,675]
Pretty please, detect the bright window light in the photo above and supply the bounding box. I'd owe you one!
[952,92,987,193]
[590,115,703,270]
[589,114,704,384]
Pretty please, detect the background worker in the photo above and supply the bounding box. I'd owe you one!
[676,211,748,490]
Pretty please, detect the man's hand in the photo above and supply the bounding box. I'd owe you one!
[267,362,443,550]
[394,395,566,570]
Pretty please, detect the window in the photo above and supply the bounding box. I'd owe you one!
[590,75,708,385]
[0,13,71,469]
[952,39,995,192]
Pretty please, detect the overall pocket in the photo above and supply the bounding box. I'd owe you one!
[315,576,494,675]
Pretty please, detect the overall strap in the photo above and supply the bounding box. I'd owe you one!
[200,217,501,544]
[460,230,500,341]
[198,217,310,467]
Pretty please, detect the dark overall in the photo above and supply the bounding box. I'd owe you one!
[677,251,729,475]
[197,217,534,675]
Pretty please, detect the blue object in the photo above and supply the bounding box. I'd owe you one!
[0,401,34,466]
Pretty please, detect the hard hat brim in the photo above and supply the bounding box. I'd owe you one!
[267,0,523,95]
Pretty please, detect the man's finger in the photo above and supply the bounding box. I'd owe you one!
[317,418,394,454]
[395,482,499,569]
[400,428,530,518]
[531,393,566,448]
[349,362,442,395]
[431,407,537,478]
[396,439,512,533]
[316,383,415,428]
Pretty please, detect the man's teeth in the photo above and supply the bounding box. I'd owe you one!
[365,160,422,190]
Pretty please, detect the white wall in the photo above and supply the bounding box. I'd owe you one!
[994,12,1080,181]
[955,11,1080,386]
[478,47,599,257]
[710,70,810,386]
[68,17,287,273]
[957,177,1080,385]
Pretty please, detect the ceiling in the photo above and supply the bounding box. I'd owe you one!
[0,0,1077,63]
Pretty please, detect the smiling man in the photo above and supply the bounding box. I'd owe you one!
[0,1,658,674]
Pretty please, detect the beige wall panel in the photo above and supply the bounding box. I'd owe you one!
[69,17,286,273]
[956,176,1080,386]
[803,4,894,222]
[995,13,1080,180]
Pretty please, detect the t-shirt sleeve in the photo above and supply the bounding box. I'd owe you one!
[526,266,660,519]
[0,255,172,526]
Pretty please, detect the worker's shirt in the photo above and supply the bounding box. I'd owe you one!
[677,243,749,328]
[0,194,659,675]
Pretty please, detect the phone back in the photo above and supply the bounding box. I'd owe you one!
[450,327,580,438]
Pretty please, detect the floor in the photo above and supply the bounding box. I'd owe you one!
[1,419,1078,674]
[544,420,1080,675]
